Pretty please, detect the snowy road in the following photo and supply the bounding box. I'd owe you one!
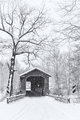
[0,96,80,120]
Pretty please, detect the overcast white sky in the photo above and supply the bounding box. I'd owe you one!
[0,0,62,20]
[0,0,71,64]
[0,0,62,39]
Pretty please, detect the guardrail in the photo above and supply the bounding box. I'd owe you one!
[49,94,68,103]
[7,93,26,103]
[49,94,80,103]
[70,97,80,103]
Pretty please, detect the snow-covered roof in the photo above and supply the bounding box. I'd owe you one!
[20,68,51,77]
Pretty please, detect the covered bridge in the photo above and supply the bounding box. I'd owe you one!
[20,68,51,96]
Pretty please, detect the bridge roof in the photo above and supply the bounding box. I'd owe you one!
[20,68,51,78]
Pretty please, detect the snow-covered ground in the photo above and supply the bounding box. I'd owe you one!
[0,96,80,120]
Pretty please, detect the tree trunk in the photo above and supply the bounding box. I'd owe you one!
[7,48,16,96]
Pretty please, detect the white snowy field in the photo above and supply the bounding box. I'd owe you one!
[0,96,80,120]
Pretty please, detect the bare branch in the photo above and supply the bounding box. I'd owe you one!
[0,28,13,38]
[18,7,34,37]
[16,51,32,55]
[0,7,14,39]
[59,0,77,14]
[19,9,47,39]
[17,40,41,45]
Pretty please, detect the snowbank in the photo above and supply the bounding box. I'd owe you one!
[0,96,80,120]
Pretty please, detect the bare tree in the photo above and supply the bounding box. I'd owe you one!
[56,0,80,98]
[0,3,49,96]
[57,0,80,42]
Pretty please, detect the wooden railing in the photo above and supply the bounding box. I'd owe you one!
[7,93,26,103]
[49,94,68,103]
[49,94,80,103]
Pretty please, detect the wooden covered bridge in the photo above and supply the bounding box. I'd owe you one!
[20,68,51,96]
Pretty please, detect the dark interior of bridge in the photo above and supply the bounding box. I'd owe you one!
[26,76,44,96]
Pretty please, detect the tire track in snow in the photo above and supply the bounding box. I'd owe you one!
[18,97,45,120]
[43,97,76,120]
[9,98,34,120]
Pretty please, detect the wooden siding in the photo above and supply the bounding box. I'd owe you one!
[20,69,50,96]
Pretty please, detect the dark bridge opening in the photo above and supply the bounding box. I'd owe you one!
[26,76,44,96]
